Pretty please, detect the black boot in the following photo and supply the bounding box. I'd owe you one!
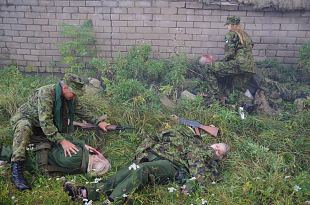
[63,181,89,204]
[11,161,31,191]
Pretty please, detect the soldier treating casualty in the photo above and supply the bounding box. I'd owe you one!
[9,73,111,191]
[199,16,256,108]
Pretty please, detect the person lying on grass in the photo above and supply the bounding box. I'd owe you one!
[0,139,110,178]
[63,125,229,204]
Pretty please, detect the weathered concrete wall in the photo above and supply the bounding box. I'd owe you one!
[0,0,309,72]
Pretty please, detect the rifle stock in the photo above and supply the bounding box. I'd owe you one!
[198,125,219,137]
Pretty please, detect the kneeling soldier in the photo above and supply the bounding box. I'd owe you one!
[10,73,110,190]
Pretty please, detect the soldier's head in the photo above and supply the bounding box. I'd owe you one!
[225,16,241,31]
[210,143,230,160]
[87,154,111,177]
[61,73,85,100]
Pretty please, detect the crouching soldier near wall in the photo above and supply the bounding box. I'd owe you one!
[0,140,110,177]
[10,73,110,190]
[63,126,229,204]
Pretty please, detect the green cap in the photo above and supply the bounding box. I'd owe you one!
[225,16,240,25]
[63,73,85,96]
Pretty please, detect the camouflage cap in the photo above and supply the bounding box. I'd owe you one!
[225,16,240,25]
[63,73,85,96]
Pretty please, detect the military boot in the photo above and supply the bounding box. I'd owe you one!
[11,161,31,191]
[63,181,90,204]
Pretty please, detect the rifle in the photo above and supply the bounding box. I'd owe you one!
[172,116,219,137]
[73,121,134,131]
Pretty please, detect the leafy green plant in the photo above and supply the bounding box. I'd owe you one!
[112,44,167,86]
[298,42,310,71]
[296,42,310,83]
[59,20,96,72]
[163,54,189,99]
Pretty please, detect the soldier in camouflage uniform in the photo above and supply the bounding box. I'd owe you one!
[63,126,229,204]
[10,73,110,191]
[198,16,256,105]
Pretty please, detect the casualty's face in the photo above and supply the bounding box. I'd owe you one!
[61,84,76,100]
[88,154,110,176]
[210,143,227,159]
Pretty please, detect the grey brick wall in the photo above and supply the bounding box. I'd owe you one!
[0,0,309,72]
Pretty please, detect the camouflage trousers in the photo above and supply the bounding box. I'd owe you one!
[86,159,178,202]
[210,60,255,95]
[11,116,49,162]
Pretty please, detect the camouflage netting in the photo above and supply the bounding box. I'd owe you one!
[199,0,310,11]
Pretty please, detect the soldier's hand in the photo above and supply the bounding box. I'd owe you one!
[85,144,102,156]
[59,139,79,157]
[98,121,109,132]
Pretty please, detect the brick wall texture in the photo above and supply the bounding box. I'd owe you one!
[0,0,309,72]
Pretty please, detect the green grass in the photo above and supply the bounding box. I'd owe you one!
[0,67,309,205]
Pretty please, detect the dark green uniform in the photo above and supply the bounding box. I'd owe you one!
[0,140,89,175]
[11,84,101,162]
[86,126,219,202]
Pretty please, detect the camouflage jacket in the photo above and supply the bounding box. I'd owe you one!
[224,31,255,73]
[135,126,219,190]
[11,84,101,143]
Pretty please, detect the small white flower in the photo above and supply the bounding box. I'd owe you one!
[211,181,216,184]
[238,107,246,120]
[201,198,208,205]
[181,185,187,190]
[128,163,140,171]
[86,181,89,184]
[284,176,291,179]
[189,177,196,181]
[95,189,100,192]
[11,196,15,200]
[90,178,102,184]
[56,177,60,181]
[86,200,93,205]
[122,194,128,198]
[48,178,51,180]
[168,187,177,193]
[293,185,301,192]
[211,194,215,196]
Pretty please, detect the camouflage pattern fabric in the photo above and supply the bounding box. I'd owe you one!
[85,126,219,202]
[188,60,221,99]
[63,73,85,96]
[225,16,240,25]
[10,84,101,162]
[135,126,218,189]
[195,29,255,104]
[254,75,299,110]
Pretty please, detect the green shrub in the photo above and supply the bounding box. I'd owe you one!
[59,20,96,72]
[299,42,310,71]
[113,44,166,85]
[163,54,189,99]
